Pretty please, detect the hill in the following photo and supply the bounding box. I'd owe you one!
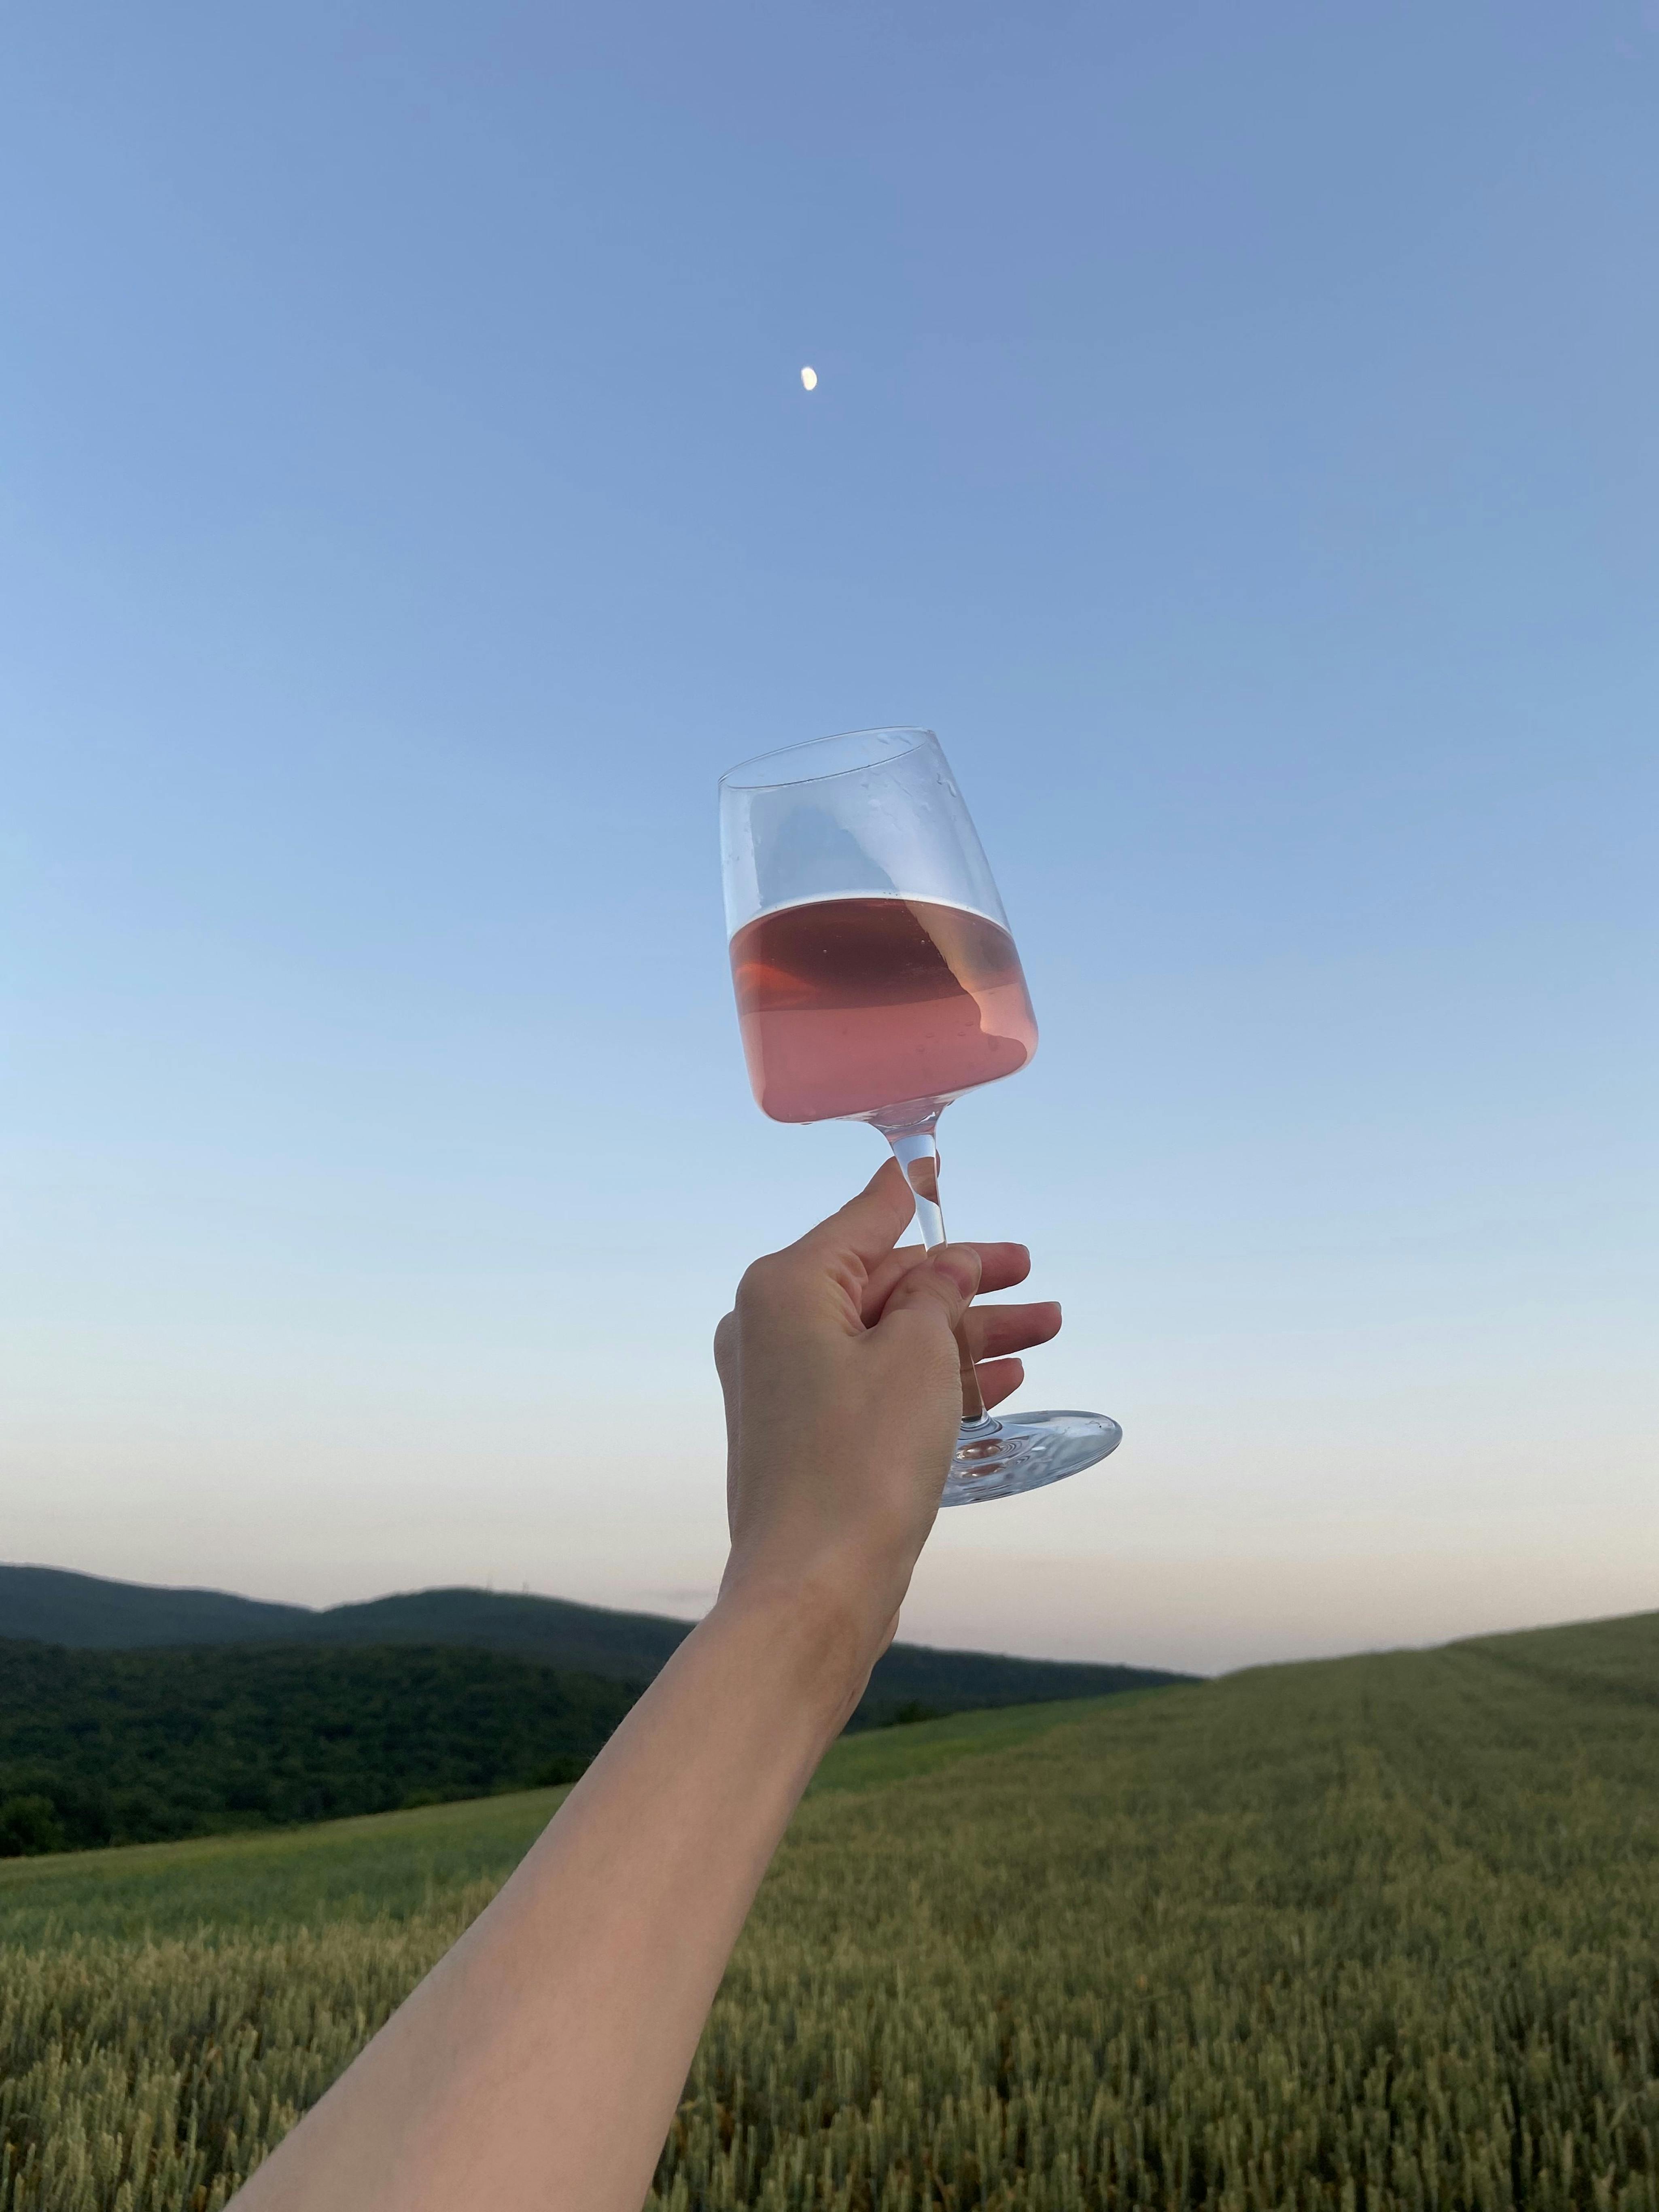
[0,1565,688,1675]
[0,1608,1654,2210]
[0,1639,637,1854]
[1456,1605,1659,1705]
[0,1562,1193,1724]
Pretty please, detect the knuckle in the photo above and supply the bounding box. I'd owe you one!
[734,1252,802,1323]
[734,1256,779,1311]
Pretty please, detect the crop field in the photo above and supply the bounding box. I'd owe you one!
[1,1619,1656,2210]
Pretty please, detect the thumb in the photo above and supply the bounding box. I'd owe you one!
[876,1244,982,1338]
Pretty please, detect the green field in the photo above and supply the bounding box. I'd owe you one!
[2,1618,1657,2210]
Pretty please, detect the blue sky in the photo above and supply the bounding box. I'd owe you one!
[3,0,1654,1670]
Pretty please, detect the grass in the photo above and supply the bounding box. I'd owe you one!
[806,1692,1140,1796]
[2,1620,1657,2209]
[0,1784,562,1947]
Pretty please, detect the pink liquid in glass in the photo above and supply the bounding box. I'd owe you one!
[730,895,1037,1123]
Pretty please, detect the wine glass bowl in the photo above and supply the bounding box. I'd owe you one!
[720,727,1120,1506]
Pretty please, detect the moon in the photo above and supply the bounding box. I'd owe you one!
[800,366,818,391]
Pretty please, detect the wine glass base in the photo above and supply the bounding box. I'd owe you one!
[941,1410,1122,1508]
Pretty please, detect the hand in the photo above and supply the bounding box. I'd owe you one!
[713,1159,1062,1703]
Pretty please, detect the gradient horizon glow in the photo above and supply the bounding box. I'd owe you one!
[2,0,1654,1674]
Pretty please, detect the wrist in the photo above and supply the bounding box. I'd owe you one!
[707,1568,889,1743]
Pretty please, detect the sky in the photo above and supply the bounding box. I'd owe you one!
[2,0,1654,1675]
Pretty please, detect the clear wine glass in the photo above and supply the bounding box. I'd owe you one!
[719,725,1122,1505]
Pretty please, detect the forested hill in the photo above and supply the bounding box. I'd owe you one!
[0,1639,635,1854]
[0,1564,1194,1718]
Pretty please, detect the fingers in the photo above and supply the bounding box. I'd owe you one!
[860,1240,1031,1323]
[976,1357,1025,1410]
[789,1158,918,1276]
[964,1299,1061,1362]
[712,1310,738,1385]
[779,1173,1054,1387]
[875,1243,982,1340]
[789,1163,1040,1302]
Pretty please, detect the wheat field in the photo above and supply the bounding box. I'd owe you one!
[2,1622,1656,2210]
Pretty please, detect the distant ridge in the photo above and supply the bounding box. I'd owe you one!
[0,1563,1195,1726]
[0,1566,691,1681]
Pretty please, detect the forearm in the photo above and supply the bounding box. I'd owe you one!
[234,1586,871,2212]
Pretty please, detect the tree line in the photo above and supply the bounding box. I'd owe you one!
[0,1637,639,1854]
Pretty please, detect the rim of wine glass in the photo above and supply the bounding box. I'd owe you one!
[719,726,934,792]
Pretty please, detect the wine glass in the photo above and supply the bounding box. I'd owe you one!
[719,725,1122,1505]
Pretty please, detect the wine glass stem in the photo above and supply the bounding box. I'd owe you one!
[881,1122,989,1424]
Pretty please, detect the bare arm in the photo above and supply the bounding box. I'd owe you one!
[231,1160,1060,2212]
